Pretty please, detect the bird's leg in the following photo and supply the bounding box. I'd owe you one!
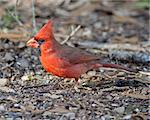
[73,78,84,92]
[75,78,80,85]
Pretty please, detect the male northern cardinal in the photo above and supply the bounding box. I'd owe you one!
[27,20,136,79]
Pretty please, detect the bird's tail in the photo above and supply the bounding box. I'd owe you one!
[93,63,137,72]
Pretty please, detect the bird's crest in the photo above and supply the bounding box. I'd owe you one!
[35,20,54,40]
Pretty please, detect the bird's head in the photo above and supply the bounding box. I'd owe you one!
[27,20,54,48]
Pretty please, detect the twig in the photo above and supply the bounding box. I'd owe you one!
[6,0,23,26]
[7,9,23,26]
[61,25,81,44]
[139,71,150,76]
[22,84,50,89]
[14,0,19,18]
[101,86,130,92]
[32,0,37,34]
[1,62,14,70]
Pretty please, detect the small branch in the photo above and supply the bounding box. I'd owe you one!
[101,86,130,92]
[61,25,81,44]
[139,71,150,76]
[22,84,50,89]
[14,0,19,17]
[7,8,23,26]
[32,0,37,34]
[1,62,14,70]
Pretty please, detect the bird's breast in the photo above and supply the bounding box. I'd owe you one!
[39,54,71,77]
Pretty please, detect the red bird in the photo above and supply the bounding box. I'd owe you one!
[27,20,135,79]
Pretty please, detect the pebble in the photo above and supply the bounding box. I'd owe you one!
[106,95,112,100]
[83,28,92,38]
[18,42,25,48]
[4,43,9,49]
[21,75,29,81]
[122,114,132,120]
[100,116,105,120]
[94,22,102,29]
[111,103,119,107]
[6,118,14,120]
[0,105,5,111]
[101,115,114,120]
[17,58,29,68]
[64,112,75,120]
[87,71,96,77]
[0,78,8,86]
[15,118,22,120]
[92,103,96,107]
[133,108,140,113]
[114,106,125,114]
[14,104,20,108]
[43,111,52,116]
[49,94,62,99]
[4,53,14,61]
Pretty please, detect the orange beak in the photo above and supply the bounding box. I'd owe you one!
[26,38,39,48]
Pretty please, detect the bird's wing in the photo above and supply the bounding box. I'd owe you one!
[60,46,100,64]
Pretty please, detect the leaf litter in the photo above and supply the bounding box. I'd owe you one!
[0,0,149,119]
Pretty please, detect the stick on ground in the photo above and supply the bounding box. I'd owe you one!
[61,25,81,44]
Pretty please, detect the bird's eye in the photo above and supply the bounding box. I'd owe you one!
[38,39,45,45]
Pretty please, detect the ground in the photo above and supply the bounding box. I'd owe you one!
[0,0,149,119]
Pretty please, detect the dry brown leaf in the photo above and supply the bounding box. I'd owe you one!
[131,112,148,120]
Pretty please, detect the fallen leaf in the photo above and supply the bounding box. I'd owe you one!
[131,112,148,120]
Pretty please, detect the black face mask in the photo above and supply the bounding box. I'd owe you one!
[35,39,45,55]
[37,39,45,46]
[33,37,45,46]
